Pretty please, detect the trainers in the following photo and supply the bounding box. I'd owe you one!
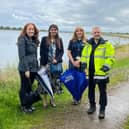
[21,106,33,113]
[98,110,105,119]
[87,105,96,114]
[30,106,36,111]
[72,100,80,105]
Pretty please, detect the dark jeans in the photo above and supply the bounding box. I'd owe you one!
[88,78,107,110]
[19,72,41,107]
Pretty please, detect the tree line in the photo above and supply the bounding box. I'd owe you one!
[0,26,22,30]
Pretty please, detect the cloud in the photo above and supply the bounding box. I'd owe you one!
[0,0,129,32]
[104,17,116,22]
[120,9,129,17]
[12,14,29,20]
[80,0,96,4]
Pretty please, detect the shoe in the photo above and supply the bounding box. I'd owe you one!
[98,110,105,119]
[87,105,96,114]
[21,106,33,113]
[43,104,48,109]
[72,100,80,105]
[43,102,48,109]
[30,106,36,111]
[50,98,56,107]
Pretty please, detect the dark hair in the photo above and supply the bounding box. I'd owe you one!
[46,24,61,49]
[17,23,39,46]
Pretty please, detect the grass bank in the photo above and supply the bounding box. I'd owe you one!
[0,44,129,129]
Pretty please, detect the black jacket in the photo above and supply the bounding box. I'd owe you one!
[17,35,38,72]
[40,36,64,66]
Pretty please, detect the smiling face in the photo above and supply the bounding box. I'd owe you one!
[75,27,84,39]
[92,27,102,40]
[26,24,35,37]
[49,27,58,37]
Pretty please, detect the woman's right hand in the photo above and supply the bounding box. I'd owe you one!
[52,59,57,64]
[25,71,30,78]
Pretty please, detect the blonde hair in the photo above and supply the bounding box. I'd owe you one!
[71,26,87,43]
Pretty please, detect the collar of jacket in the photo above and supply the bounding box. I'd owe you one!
[24,34,36,41]
[88,37,107,45]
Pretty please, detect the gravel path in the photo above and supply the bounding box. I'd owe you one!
[33,81,129,129]
[56,81,129,129]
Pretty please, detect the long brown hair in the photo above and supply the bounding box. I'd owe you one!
[71,26,87,44]
[46,24,61,49]
[17,23,39,46]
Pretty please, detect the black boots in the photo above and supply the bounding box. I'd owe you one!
[98,110,105,119]
[87,105,105,119]
[98,106,105,119]
[87,105,96,114]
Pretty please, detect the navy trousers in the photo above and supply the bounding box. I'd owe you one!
[88,78,107,110]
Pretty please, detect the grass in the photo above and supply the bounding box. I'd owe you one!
[0,44,129,129]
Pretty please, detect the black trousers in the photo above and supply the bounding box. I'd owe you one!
[19,72,41,107]
[88,78,107,110]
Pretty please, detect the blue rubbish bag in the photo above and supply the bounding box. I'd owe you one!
[60,69,88,101]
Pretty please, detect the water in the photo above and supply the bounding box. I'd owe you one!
[0,30,129,69]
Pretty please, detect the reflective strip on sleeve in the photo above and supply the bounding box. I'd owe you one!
[86,75,109,80]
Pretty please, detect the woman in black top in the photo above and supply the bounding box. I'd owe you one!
[40,24,64,107]
[17,23,41,113]
[67,26,87,105]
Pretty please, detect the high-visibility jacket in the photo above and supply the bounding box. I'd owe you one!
[81,38,115,79]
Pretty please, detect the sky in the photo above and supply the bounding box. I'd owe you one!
[1,0,129,32]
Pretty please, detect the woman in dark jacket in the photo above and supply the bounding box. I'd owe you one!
[17,23,41,113]
[40,24,64,107]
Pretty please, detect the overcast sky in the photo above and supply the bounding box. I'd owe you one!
[1,0,129,32]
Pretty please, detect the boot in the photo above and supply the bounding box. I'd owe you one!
[87,104,96,114]
[50,97,56,107]
[98,106,105,119]
[98,110,105,119]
